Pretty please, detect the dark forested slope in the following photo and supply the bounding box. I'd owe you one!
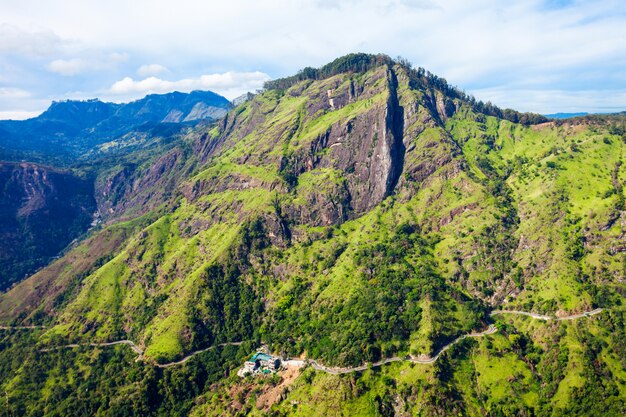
[0,162,95,291]
[0,90,232,291]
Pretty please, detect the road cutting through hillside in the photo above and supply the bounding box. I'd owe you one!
[305,308,605,374]
[490,308,604,321]
[39,339,245,368]
[31,308,605,371]
[307,324,499,375]
[0,325,46,330]
[154,342,245,368]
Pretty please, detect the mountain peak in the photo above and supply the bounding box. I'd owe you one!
[40,99,118,126]
[265,53,548,126]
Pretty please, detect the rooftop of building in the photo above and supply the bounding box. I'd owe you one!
[251,352,274,362]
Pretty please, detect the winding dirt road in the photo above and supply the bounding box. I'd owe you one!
[154,342,244,368]
[304,308,605,374]
[307,325,498,375]
[0,325,46,330]
[28,308,604,372]
[39,339,244,368]
[490,308,603,321]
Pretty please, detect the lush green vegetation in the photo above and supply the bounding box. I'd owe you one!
[1,56,625,415]
[262,222,486,366]
[185,310,625,416]
[0,331,255,417]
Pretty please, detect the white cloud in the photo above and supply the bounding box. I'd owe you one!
[46,52,129,76]
[107,71,271,100]
[0,23,64,56]
[0,89,49,120]
[46,58,88,76]
[2,1,626,113]
[137,64,169,77]
[0,87,31,99]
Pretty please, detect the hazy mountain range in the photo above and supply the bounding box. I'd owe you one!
[0,90,232,165]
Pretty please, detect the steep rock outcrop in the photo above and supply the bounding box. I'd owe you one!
[192,64,459,227]
[95,147,193,221]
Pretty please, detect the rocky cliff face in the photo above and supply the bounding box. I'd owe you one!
[279,67,405,216]
[94,147,193,221]
[188,63,458,228]
[0,162,96,291]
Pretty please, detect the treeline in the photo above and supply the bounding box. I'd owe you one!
[263,53,548,125]
[556,113,626,140]
[263,53,394,91]
[397,57,548,125]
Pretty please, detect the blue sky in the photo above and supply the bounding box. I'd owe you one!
[1,0,625,119]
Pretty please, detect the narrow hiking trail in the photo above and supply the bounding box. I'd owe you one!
[8,308,604,372]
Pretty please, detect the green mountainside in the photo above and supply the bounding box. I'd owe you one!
[0,54,625,416]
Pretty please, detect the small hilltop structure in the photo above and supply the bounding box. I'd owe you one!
[237,349,283,377]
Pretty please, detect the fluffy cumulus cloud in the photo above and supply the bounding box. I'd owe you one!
[1,0,626,116]
[46,58,89,76]
[107,71,271,101]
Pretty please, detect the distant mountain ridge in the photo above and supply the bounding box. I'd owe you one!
[544,112,589,119]
[545,111,626,119]
[0,90,232,164]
